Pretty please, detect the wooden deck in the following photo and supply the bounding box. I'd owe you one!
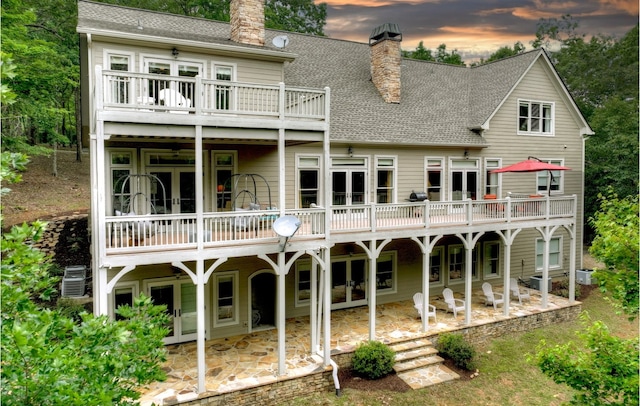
[104,196,577,255]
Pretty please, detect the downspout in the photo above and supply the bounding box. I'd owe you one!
[315,348,341,397]
[315,253,341,396]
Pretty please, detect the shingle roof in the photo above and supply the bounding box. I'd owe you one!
[78,0,546,147]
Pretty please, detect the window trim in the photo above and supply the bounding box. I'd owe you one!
[448,244,465,284]
[483,241,501,279]
[108,148,137,215]
[108,281,139,320]
[425,157,444,201]
[429,246,444,286]
[103,50,135,105]
[376,251,397,296]
[517,99,555,136]
[374,155,397,204]
[536,158,565,195]
[535,236,563,271]
[294,260,314,307]
[484,158,502,198]
[213,271,239,327]
[295,154,322,209]
[212,150,238,211]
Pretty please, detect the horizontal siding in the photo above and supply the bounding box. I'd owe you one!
[90,40,284,84]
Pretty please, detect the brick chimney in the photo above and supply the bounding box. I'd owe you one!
[369,23,402,104]
[230,0,265,46]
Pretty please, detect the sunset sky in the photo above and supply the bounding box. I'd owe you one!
[319,0,638,63]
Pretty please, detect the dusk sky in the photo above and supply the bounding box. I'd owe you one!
[319,0,638,63]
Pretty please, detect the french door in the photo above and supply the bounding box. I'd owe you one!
[143,58,202,108]
[146,279,198,344]
[331,169,366,206]
[331,258,367,309]
[148,169,196,214]
[450,160,479,201]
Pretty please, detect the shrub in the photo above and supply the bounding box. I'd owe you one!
[352,341,396,379]
[436,333,477,371]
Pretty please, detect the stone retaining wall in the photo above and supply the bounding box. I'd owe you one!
[180,303,581,405]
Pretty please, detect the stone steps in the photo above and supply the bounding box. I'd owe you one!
[390,339,460,389]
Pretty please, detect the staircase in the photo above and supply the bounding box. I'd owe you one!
[390,338,460,389]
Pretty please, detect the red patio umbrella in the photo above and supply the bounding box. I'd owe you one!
[490,157,571,193]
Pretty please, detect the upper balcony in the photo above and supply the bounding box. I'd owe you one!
[104,196,577,256]
[94,66,329,131]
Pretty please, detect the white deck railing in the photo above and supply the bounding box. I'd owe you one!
[99,68,327,121]
[104,196,576,253]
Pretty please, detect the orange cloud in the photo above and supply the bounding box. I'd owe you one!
[598,0,639,14]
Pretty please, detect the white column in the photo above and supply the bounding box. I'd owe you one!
[277,252,287,375]
[368,242,377,341]
[196,259,206,393]
[541,230,550,308]
[310,254,318,352]
[568,228,576,303]
[502,238,512,316]
[323,249,331,365]
[464,234,473,325]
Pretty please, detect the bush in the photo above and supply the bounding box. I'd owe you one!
[436,333,477,371]
[352,341,396,379]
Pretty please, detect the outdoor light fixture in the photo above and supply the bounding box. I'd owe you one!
[172,47,179,58]
[348,146,353,157]
[464,149,469,159]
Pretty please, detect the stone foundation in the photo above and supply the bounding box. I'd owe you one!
[179,303,581,405]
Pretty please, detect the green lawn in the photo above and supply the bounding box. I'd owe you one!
[287,290,637,406]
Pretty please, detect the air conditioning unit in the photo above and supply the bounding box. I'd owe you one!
[576,269,595,285]
[61,265,87,297]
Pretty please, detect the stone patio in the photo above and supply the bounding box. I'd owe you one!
[139,287,579,405]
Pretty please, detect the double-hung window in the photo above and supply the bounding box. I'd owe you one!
[105,51,133,104]
[518,100,554,135]
[536,159,565,194]
[484,159,501,197]
[375,156,396,203]
[213,64,235,110]
[214,271,238,326]
[110,150,135,214]
[425,158,443,201]
[483,242,500,278]
[297,155,321,208]
[536,237,562,271]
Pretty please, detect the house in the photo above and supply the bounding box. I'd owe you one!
[77,0,592,398]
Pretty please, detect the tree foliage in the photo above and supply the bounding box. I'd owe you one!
[0,154,170,405]
[588,190,639,320]
[473,41,526,65]
[97,0,326,35]
[531,314,639,406]
[532,17,639,241]
[1,0,78,154]
[403,42,465,65]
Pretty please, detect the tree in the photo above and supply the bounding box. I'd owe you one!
[403,42,465,65]
[588,190,639,320]
[402,41,433,61]
[477,41,526,65]
[532,18,639,241]
[531,314,639,406]
[1,151,170,405]
[434,44,464,65]
[96,0,327,35]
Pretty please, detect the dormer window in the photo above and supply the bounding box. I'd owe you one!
[518,100,554,135]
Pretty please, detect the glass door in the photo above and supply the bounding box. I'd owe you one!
[147,280,198,344]
[143,58,202,109]
[331,258,367,310]
[331,170,366,206]
[450,160,479,201]
[149,168,195,214]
